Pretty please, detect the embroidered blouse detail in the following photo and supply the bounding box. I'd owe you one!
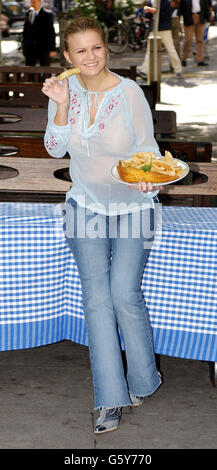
[44,73,161,215]
[97,94,120,132]
[45,135,58,151]
[70,86,121,142]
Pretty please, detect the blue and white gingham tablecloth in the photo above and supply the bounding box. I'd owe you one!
[0,203,217,362]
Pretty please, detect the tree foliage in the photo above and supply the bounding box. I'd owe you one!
[65,0,135,22]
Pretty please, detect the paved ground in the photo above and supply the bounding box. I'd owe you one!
[1,340,217,452]
[1,25,217,457]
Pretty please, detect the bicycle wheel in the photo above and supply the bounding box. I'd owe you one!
[107,25,128,54]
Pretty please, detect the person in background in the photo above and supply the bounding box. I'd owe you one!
[42,16,162,434]
[96,0,117,28]
[213,0,217,22]
[203,0,214,59]
[22,0,56,66]
[138,0,182,78]
[177,0,211,66]
[171,0,182,57]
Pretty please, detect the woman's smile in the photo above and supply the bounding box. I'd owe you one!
[85,62,99,67]
[64,30,107,78]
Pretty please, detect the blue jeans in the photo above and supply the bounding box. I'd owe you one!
[64,198,161,409]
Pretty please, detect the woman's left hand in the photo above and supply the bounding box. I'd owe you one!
[128,181,163,192]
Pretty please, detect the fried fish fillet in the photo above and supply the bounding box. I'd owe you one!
[116,150,187,183]
[117,163,177,183]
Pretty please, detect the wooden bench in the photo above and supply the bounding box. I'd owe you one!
[152,110,177,137]
[111,66,137,81]
[139,82,177,134]
[0,65,137,82]
[140,82,158,109]
[0,136,211,162]
[0,135,52,158]
[0,107,176,136]
[0,65,157,111]
[0,66,65,83]
[0,83,48,108]
[158,141,212,162]
[158,141,213,206]
[0,69,172,136]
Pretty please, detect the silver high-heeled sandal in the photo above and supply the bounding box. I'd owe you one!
[94,407,122,434]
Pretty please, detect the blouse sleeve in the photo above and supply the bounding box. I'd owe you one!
[44,98,72,158]
[124,80,161,157]
[123,80,161,199]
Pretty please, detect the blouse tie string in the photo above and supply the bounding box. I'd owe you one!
[82,91,102,158]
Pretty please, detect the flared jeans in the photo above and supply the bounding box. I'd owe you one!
[64,198,161,409]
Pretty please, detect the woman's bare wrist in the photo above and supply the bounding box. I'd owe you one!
[54,102,69,126]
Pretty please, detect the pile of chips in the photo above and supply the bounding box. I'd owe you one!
[120,151,186,179]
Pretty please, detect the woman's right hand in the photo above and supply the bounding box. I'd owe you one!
[42,76,69,107]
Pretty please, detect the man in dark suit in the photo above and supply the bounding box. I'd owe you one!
[22,0,56,66]
[178,0,210,66]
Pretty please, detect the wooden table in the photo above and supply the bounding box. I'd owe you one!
[0,157,71,194]
[160,162,217,206]
[0,158,216,201]
[159,162,216,195]
[0,107,47,132]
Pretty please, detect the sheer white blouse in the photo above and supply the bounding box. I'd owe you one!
[44,72,161,215]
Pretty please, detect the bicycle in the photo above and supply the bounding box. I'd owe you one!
[104,19,129,54]
[104,10,152,54]
[127,10,152,52]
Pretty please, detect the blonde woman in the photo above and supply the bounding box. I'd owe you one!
[42,17,162,434]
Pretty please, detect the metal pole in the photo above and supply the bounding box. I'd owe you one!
[153,0,161,81]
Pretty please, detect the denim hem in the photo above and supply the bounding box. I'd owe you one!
[94,377,162,410]
[129,376,162,399]
[94,402,131,411]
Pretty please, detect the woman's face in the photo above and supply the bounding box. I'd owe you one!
[63,30,107,78]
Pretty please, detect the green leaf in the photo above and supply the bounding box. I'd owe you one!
[140,164,152,172]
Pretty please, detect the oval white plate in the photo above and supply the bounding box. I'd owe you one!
[111,158,189,187]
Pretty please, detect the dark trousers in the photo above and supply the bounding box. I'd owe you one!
[25,50,51,66]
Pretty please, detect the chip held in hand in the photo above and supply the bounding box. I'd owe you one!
[57,68,81,80]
